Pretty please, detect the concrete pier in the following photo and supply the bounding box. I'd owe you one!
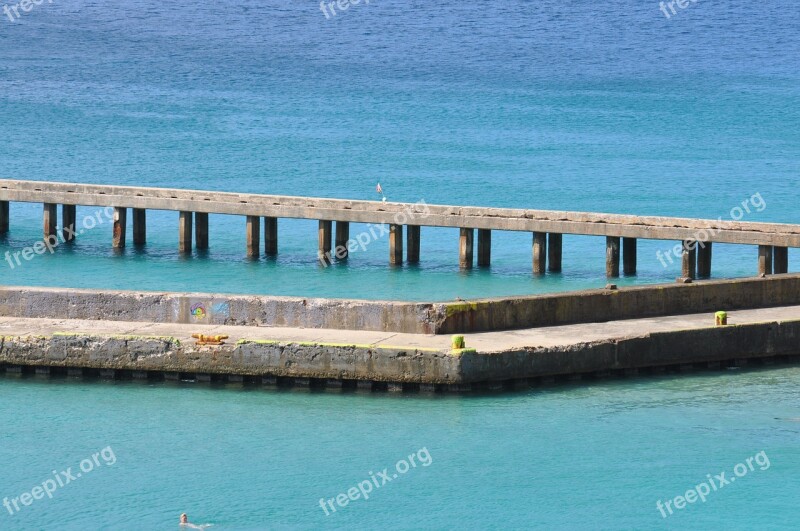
[179,211,192,253]
[62,204,76,242]
[112,207,127,248]
[195,212,209,250]
[459,228,473,269]
[622,237,636,276]
[407,225,421,264]
[318,220,332,264]
[606,236,620,278]
[697,242,712,278]
[133,208,146,245]
[43,203,57,240]
[759,245,773,275]
[533,232,547,275]
[335,221,349,260]
[264,217,278,256]
[390,224,403,265]
[477,229,491,267]
[0,200,8,235]
[774,246,788,274]
[548,233,562,272]
[246,215,260,258]
[682,240,697,280]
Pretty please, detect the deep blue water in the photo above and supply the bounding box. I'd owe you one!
[0,0,799,300]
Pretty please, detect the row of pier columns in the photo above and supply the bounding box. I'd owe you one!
[0,201,792,278]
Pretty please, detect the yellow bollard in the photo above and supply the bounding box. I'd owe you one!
[451,335,465,349]
[715,311,728,326]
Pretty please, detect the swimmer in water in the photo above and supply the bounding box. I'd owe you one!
[180,513,212,529]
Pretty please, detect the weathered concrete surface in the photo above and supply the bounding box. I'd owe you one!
[1,307,800,386]
[2,275,800,335]
[2,179,799,245]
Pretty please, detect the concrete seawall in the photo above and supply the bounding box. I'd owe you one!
[3,274,800,334]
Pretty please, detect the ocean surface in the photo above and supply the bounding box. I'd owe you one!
[1,1,799,529]
[1,0,799,301]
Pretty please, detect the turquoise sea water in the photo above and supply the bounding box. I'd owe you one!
[2,1,800,529]
[2,367,800,530]
[1,1,799,300]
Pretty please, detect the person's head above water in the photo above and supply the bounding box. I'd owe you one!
[180,513,188,524]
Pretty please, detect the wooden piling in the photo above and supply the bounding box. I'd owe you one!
[548,233,562,272]
[697,241,712,278]
[477,229,491,267]
[622,237,636,276]
[43,203,57,240]
[112,207,127,248]
[773,246,788,274]
[62,204,76,242]
[407,225,420,264]
[0,200,8,235]
[682,240,697,279]
[335,221,349,260]
[195,212,208,250]
[246,215,260,257]
[179,211,192,253]
[318,220,332,264]
[132,208,146,245]
[606,236,620,278]
[390,224,404,265]
[533,232,547,274]
[758,245,773,276]
[459,228,473,269]
[264,217,278,256]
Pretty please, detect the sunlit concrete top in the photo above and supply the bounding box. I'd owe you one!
[1,179,798,246]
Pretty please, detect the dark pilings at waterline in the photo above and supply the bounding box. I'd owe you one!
[390,224,404,265]
[459,228,474,269]
[132,208,146,245]
[548,233,562,273]
[264,217,278,256]
[697,242,712,278]
[758,245,773,276]
[407,225,421,264]
[43,203,57,240]
[195,212,209,250]
[477,229,491,267]
[606,236,620,278]
[62,204,76,242]
[681,240,697,280]
[318,220,332,264]
[532,232,547,275]
[246,215,260,258]
[335,221,349,261]
[112,207,127,248]
[773,246,788,274]
[0,200,8,235]
[622,237,636,276]
[179,211,193,254]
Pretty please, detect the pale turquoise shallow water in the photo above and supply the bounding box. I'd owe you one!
[1,367,799,530]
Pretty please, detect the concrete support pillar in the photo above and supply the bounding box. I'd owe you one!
[682,240,697,280]
[622,237,636,276]
[132,208,146,245]
[477,229,491,267]
[246,215,260,257]
[459,228,473,269]
[533,232,547,275]
[112,207,127,249]
[62,204,76,242]
[318,220,332,264]
[0,200,8,235]
[758,245,773,276]
[407,225,420,264]
[606,236,620,278]
[335,221,349,260]
[195,212,208,250]
[697,242,712,278]
[390,224,404,265]
[548,233,562,272]
[264,217,278,256]
[773,246,788,274]
[43,203,57,240]
[179,211,192,253]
